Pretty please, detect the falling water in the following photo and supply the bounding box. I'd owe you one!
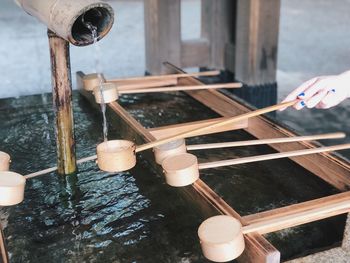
[83,18,108,141]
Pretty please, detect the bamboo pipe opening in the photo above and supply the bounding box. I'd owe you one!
[15,0,114,46]
[71,6,114,45]
[0,171,26,206]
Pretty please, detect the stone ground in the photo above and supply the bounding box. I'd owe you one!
[1,0,350,262]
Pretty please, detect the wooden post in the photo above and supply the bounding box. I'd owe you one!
[0,223,9,263]
[48,30,77,175]
[144,0,181,74]
[201,0,235,71]
[233,0,281,107]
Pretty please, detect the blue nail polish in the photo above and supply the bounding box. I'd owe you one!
[331,89,336,92]
[298,92,305,97]
[300,101,305,107]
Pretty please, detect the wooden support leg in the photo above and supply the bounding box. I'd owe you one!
[48,30,77,175]
[144,0,181,74]
[233,0,280,107]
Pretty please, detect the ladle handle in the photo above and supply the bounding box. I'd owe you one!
[118,83,242,94]
[198,143,350,169]
[135,100,299,153]
[24,155,97,180]
[108,70,220,82]
[187,132,346,151]
[0,223,9,263]
[242,197,350,235]
[115,78,178,91]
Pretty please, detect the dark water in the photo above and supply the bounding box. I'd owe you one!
[0,93,210,263]
[0,91,347,262]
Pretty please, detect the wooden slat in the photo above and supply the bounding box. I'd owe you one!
[77,71,280,263]
[148,117,248,139]
[243,192,350,234]
[163,63,350,191]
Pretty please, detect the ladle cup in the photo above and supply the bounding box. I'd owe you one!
[0,171,26,206]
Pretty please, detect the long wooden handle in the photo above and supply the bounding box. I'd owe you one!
[198,143,350,169]
[24,155,97,180]
[108,70,220,82]
[118,83,242,94]
[135,100,298,153]
[115,78,178,91]
[242,197,350,235]
[0,223,9,263]
[187,132,346,151]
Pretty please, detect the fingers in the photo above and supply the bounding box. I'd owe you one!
[279,77,319,111]
[304,90,328,108]
[317,90,338,109]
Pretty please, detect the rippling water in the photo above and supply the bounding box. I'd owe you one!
[0,91,347,262]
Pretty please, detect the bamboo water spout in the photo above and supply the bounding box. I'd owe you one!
[15,0,114,46]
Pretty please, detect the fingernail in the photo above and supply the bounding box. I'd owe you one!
[300,101,305,107]
[331,89,336,92]
[298,92,305,97]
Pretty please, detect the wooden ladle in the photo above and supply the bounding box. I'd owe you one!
[198,193,350,262]
[153,132,345,164]
[82,71,221,91]
[161,143,350,187]
[92,82,242,104]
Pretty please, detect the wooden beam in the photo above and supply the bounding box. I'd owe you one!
[144,0,181,74]
[235,0,281,85]
[163,63,350,191]
[77,71,280,263]
[148,117,248,139]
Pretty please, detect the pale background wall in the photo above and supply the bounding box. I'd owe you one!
[0,0,350,100]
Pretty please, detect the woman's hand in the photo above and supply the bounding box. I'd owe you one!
[280,70,350,111]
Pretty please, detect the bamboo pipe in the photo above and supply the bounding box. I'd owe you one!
[108,70,220,82]
[93,82,242,103]
[0,223,9,263]
[48,31,76,175]
[198,197,350,262]
[187,132,346,151]
[15,0,114,46]
[198,143,350,170]
[136,99,299,153]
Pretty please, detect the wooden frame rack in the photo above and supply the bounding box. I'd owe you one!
[76,64,350,263]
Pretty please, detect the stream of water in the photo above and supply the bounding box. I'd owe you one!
[83,17,108,142]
